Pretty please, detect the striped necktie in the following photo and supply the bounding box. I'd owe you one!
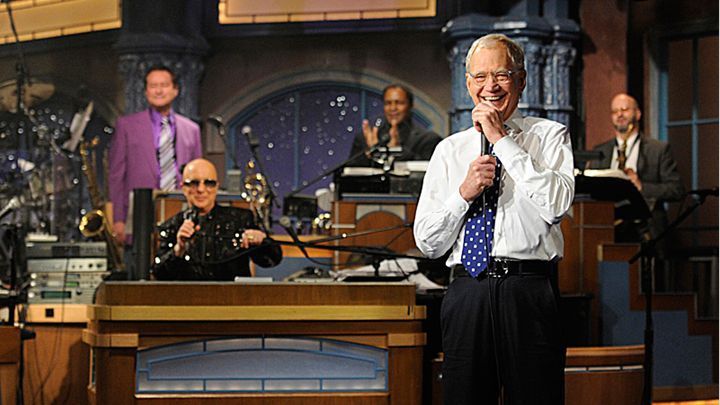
[158,117,176,191]
[461,144,502,277]
[617,140,627,170]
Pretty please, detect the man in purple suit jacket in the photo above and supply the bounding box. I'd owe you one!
[109,65,202,244]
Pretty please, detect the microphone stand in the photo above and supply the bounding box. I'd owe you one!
[207,117,240,171]
[269,235,430,280]
[285,138,392,200]
[628,192,715,405]
[244,127,280,210]
[274,220,428,280]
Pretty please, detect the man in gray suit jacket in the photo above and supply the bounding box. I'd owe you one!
[109,65,202,245]
[588,93,684,242]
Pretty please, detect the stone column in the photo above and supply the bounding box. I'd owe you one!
[442,0,578,133]
[441,14,495,134]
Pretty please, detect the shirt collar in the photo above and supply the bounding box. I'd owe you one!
[615,131,639,147]
[504,109,524,135]
[149,108,175,126]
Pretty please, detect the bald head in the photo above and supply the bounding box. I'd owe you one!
[183,158,217,180]
[612,94,639,110]
[182,158,219,215]
[611,93,642,138]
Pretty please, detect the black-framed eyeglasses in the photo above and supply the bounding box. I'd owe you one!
[467,69,520,85]
[182,179,218,189]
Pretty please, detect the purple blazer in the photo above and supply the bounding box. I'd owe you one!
[109,109,202,224]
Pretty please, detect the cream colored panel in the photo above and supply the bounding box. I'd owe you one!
[88,304,425,321]
[355,204,406,221]
[220,0,435,24]
[361,10,400,19]
[324,12,362,21]
[0,0,120,43]
[289,13,326,22]
[227,0,431,14]
[254,14,290,24]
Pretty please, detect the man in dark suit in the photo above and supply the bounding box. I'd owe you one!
[347,84,441,166]
[109,65,202,245]
[588,93,684,241]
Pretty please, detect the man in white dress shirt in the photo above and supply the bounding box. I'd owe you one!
[414,34,575,404]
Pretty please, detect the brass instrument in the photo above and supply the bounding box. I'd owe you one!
[78,137,124,271]
[241,160,271,230]
[311,212,332,235]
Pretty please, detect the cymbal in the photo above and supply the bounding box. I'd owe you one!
[0,78,55,113]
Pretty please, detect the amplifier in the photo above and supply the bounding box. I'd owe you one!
[27,248,108,304]
[26,241,107,258]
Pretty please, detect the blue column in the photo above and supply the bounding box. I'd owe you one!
[441,14,495,134]
[544,0,580,127]
[442,1,578,133]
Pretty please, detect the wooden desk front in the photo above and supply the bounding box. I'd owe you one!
[84,282,426,405]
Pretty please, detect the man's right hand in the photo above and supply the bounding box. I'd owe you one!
[362,119,380,148]
[174,219,198,257]
[459,154,497,202]
[113,221,125,245]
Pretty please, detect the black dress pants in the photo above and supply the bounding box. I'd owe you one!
[440,270,565,405]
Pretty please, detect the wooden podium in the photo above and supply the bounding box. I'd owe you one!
[83,282,426,405]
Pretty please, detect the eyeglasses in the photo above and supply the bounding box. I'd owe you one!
[467,70,519,85]
[182,179,218,189]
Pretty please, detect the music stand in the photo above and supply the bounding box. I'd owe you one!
[575,174,651,221]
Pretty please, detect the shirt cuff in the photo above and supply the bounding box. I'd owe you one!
[445,190,470,218]
[493,135,522,162]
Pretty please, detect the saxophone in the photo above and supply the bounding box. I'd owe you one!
[78,137,124,271]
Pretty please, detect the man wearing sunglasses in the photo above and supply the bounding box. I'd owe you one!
[151,159,282,280]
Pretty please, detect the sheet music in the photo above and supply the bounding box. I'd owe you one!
[580,168,630,180]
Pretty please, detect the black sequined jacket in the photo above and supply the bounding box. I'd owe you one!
[151,205,282,281]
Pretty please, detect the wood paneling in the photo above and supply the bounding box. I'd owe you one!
[0,326,21,405]
[22,323,89,405]
[86,283,425,405]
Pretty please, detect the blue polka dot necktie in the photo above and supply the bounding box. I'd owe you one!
[462,145,502,277]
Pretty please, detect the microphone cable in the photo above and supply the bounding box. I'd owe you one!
[481,132,506,405]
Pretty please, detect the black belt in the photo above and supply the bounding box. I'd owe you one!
[452,260,555,279]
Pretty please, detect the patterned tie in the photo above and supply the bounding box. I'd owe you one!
[158,117,176,191]
[617,140,627,170]
[461,145,502,277]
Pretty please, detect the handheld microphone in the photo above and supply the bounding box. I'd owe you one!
[473,120,491,155]
[183,205,200,223]
[181,205,202,244]
[482,132,491,156]
[279,216,310,259]
[242,125,259,149]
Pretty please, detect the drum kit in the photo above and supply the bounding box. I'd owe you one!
[0,76,97,241]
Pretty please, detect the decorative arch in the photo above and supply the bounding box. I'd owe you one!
[212,68,447,219]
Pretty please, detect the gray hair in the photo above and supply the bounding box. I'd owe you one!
[465,33,525,72]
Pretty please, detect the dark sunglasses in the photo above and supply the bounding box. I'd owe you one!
[182,178,218,188]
